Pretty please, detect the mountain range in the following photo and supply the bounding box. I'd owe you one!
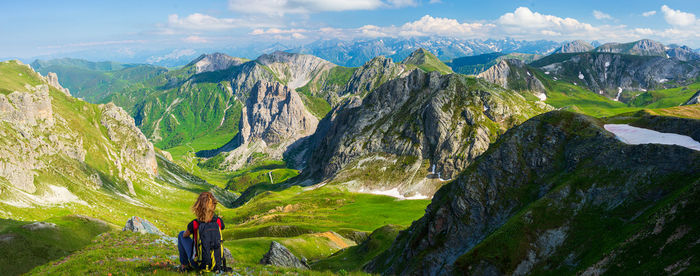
[2,36,699,275]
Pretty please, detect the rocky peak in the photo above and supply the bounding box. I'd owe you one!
[595,39,666,57]
[666,45,700,61]
[401,48,453,74]
[304,69,550,197]
[342,56,407,97]
[44,72,71,96]
[240,81,318,145]
[100,102,158,182]
[189,53,247,74]
[256,51,336,90]
[401,48,432,65]
[554,40,593,53]
[478,59,546,100]
[203,80,319,170]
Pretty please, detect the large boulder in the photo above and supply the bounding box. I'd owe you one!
[259,241,309,269]
[122,216,165,236]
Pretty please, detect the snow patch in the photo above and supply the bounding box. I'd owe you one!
[536,92,547,101]
[544,71,550,75]
[604,61,610,67]
[660,78,669,83]
[614,87,622,101]
[358,188,429,200]
[2,185,88,207]
[578,72,584,80]
[604,124,700,151]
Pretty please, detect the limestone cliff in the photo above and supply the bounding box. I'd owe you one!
[303,69,550,197]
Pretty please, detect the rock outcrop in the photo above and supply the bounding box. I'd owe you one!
[666,45,700,61]
[256,51,336,90]
[554,40,594,53]
[342,56,408,97]
[367,111,700,275]
[100,103,158,193]
[259,241,309,269]
[534,52,700,99]
[122,216,165,236]
[43,72,70,96]
[684,90,700,105]
[303,69,550,197]
[478,59,547,100]
[189,53,247,74]
[594,39,667,57]
[0,61,161,206]
[202,81,318,170]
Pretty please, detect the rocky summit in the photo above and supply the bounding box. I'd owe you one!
[303,69,550,197]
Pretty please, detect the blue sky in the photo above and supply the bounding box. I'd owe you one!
[1,0,699,59]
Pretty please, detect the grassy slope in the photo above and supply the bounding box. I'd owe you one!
[29,231,369,275]
[531,67,700,117]
[218,185,429,265]
[0,216,111,276]
[402,49,453,74]
[312,225,402,272]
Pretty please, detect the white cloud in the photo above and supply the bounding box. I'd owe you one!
[386,0,418,7]
[147,49,197,63]
[593,10,613,20]
[167,13,245,30]
[497,7,597,37]
[251,28,309,35]
[661,5,697,27]
[183,35,208,43]
[398,15,493,37]
[229,0,384,16]
[642,10,656,17]
[634,28,654,36]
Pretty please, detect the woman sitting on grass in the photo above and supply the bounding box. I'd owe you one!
[177,191,226,272]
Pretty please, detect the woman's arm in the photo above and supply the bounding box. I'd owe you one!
[183,229,190,238]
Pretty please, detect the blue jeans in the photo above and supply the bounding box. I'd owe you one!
[178,231,195,266]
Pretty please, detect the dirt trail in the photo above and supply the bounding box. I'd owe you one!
[315,232,350,248]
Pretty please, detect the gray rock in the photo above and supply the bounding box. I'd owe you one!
[122,216,165,236]
[684,90,700,105]
[189,53,247,74]
[259,241,309,269]
[303,69,550,197]
[554,40,594,53]
[206,80,319,171]
[44,72,71,96]
[478,59,547,99]
[536,52,700,99]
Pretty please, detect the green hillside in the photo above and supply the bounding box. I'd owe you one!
[31,58,167,102]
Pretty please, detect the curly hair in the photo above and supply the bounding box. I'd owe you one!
[192,192,218,222]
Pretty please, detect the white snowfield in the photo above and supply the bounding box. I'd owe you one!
[358,187,430,200]
[604,124,700,151]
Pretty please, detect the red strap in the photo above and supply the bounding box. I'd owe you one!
[216,218,222,229]
[192,220,199,245]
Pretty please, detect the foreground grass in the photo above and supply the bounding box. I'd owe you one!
[30,231,368,275]
[0,216,111,276]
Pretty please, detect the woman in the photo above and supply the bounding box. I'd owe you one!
[178,191,226,271]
